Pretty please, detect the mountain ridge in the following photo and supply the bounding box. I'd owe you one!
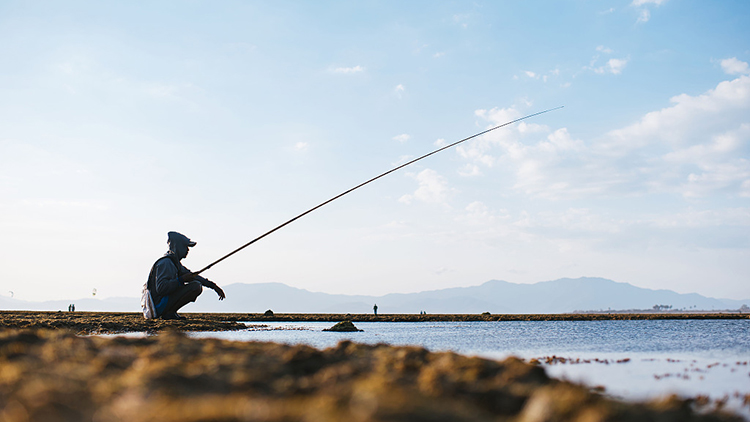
[1,277,746,314]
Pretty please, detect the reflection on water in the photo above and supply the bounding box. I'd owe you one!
[189,319,750,418]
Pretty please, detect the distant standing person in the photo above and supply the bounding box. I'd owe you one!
[145,231,226,320]
[373,304,378,316]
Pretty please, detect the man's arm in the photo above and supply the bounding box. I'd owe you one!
[179,264,226,300]
[196,275,226,300]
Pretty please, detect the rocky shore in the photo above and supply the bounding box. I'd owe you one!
[1,311,746,335]
[0,328,743,422]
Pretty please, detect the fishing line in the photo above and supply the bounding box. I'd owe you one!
[193,105,564,276]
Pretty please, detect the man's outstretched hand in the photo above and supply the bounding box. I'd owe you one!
[213,285,226,300]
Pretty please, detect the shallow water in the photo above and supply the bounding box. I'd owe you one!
[188,319,750,418]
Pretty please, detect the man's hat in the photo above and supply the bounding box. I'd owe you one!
[167,231,197,247]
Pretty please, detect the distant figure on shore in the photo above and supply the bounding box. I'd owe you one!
[145,231,226,320]
[373,304,378,316]
[68,304,75,312]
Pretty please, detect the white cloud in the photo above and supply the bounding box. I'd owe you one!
[664,124,748,163]
[393,134,410,143]
[523,69,560,83]
[293,142,309,151]
[632,0,665,23]
[632,0,667,5]
[332,65,364,74]
[454,106,525,171]
[466,110,593,199]
[433,52,446,58]
[742,180,750,198]
[596,45,614,54]
[636,9,651,23]
[465,72,750,200]
[518,122,548,134]
[594,58,628,75]
[456,144,496,168]
[649,208,750,229]
[392,155,414,166]
[542,128,585,152]
[665,124,750,198]
[605,75,750,150]
[452,13,470,28]
[461,201,494,225]
[458,164,480,177]
[399,169,453,204]
[434,138,447,147]
[475,107,522,125]
[520,208,623,235]
[721,58,750,75]
[395,84,405,98]
[452,203,750,256]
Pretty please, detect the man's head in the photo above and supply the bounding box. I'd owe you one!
[167,231,196,260]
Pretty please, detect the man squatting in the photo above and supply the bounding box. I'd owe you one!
[147,231,226,319]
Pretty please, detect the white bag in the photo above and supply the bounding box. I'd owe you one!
[141,283,157,319]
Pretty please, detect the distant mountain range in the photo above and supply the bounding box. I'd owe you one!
[1,277,747,314]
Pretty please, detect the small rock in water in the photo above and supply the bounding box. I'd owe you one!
[264,309,274,317]
[323,320,363,332]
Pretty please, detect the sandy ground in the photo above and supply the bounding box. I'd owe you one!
[1,311,746,335]
[0,327,744,422]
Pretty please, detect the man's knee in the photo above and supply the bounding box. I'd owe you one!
[187,280,203,296]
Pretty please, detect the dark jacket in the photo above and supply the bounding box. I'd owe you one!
[147,233,218,305]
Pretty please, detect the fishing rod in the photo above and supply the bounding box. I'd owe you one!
[192,106,563,277]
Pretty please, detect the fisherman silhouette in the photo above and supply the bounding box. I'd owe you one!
[147,232,226,320]
[373,304,378,316]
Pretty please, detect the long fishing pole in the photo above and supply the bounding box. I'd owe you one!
[192,105,563,276]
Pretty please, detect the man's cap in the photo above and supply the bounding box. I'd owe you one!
[167,231,197,247]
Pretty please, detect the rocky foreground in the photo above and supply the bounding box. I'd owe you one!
[0,328,743,422]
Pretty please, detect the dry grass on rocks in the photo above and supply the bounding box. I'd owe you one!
[0,328,743,422]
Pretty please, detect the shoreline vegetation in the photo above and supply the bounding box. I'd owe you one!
[0,328,744,422]
[0,311,747,335]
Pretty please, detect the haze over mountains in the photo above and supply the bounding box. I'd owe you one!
[1,277,747,314]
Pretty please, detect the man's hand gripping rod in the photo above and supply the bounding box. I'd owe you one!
[191,106,564,277]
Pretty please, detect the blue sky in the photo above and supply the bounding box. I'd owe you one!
[1,0,749,303]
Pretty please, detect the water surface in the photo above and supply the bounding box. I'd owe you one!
[189,319,750,418]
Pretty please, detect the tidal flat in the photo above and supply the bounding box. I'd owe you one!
[0,311,747,335]
[0,327,745,422]
[0,312,748,421]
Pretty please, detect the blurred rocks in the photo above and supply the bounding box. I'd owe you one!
[0,328,743,422]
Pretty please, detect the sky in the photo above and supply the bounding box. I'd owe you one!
[1,0,749,303]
